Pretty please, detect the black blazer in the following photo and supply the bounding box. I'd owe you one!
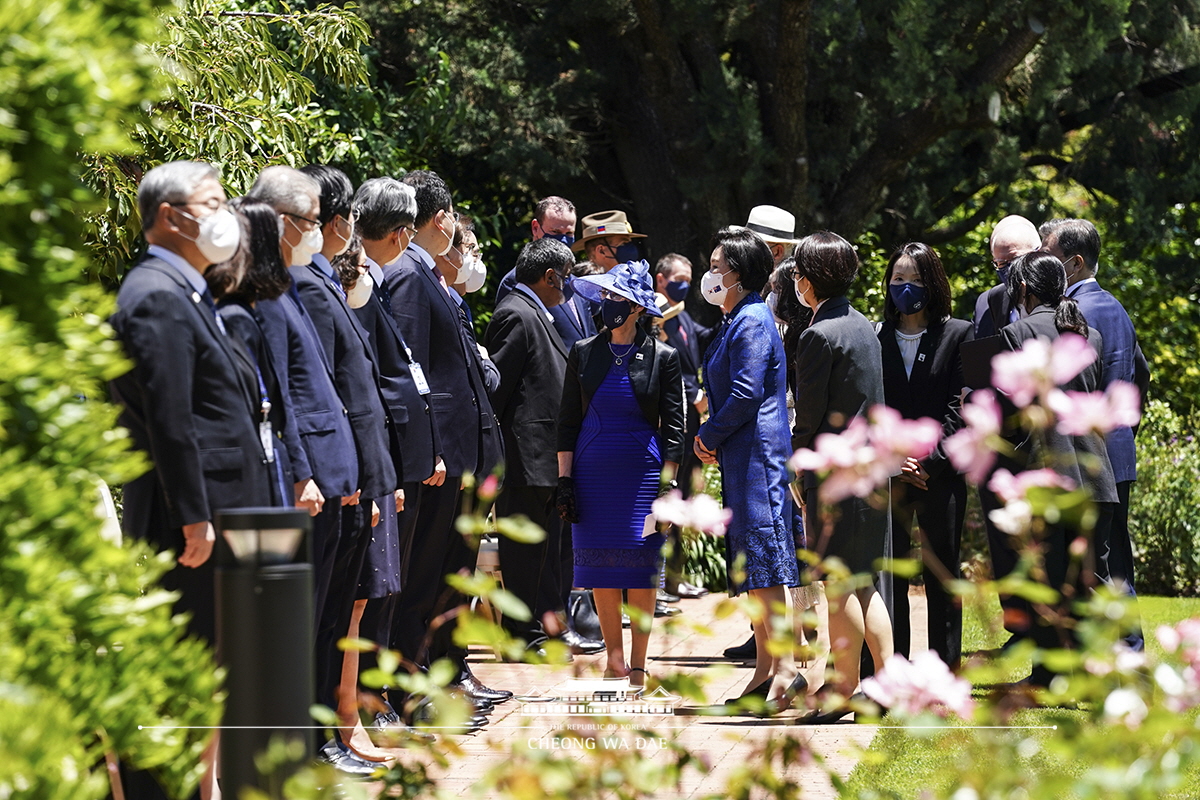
[384,248,496,478]
[999,306,1118,503]
[497,266,598,351]
[662,309,711,438]
[352,281,440,484]
[291,262,398,500]
[973,284,1011,338]
[791,295,884,489]
[557,329,687,464]
[257,285,360,499]
[878,317,973,477]
[485,289,569,487]
[110,256,271,539]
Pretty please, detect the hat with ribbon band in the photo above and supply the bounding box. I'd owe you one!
[572,260,663,318]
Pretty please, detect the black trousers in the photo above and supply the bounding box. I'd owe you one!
[890,472,967,667]
[314,502,372,710]
[981,483,1032,637]
[1097,481,1144,649]
[495,485,558,645]
[391,480,473,669]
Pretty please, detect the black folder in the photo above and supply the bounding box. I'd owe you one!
[960,334,1005,390]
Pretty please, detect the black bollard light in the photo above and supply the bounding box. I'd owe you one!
[215,507,313,795]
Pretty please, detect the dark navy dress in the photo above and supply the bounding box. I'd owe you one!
[698,293,800,594]
[572,358,665,589]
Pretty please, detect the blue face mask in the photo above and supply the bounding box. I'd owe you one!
[614,242,641,263]
[665,280,690,303]
[560,273,575,301]
[601,297,633,330]
[889,282,928,316]
[543,231,575,248]
[997,266,1009,285]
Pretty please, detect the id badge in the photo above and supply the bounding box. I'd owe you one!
[259,420,276,463]
[408,360,431,395]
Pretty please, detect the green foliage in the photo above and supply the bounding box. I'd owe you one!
[1,0,225,796]
[1131,401,1200,595]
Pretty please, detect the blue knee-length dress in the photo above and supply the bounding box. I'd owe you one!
[572,360,665,589]
[698,293,800,594]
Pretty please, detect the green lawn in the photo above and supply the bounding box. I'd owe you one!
[841,594,1200,799]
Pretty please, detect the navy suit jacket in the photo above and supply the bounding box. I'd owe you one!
[257,284,359,499]
[385,248,495,477]
[110,256,271,541]
[662,310,711,437]
[352,282,440,484]
[292,262,398,500]
[485,289,569,487]
[1068,280,1150,482]
[973,284,1012,339]
[497,266,597,350]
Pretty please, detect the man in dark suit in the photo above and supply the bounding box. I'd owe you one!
[973,215,1041,338]
[495,196,597,350]
[386,170,510,700]
[1043,218,1150,650]
[485,239,577,649]
[110,161,274,797]
[111,160,272,644]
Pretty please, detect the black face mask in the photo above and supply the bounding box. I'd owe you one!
[601,297,633,330]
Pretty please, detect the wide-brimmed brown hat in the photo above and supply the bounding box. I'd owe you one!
[571,210,647,253]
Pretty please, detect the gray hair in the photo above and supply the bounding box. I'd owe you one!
[138,161,219,231]
[246,165,320,218]
[353,178,417,241]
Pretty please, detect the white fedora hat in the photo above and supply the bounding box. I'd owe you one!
[744,205,798,244]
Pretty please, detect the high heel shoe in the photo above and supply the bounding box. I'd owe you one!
[794,690,867,725]
[724,677,772,706]
[759,672,808,716]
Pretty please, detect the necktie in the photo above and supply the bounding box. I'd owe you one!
[200,289,226,335]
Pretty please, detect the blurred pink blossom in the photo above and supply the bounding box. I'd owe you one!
[651,490,732,536]
[869,405,942,464]
[1047,381,1142,437]
[860,651,975,719]
[987,468,1076,504]
[1153,618,1200,712]
[991,334,1097,408]
[943,390,1002,484]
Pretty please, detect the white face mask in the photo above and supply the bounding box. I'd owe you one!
[285,217,323,267]
[346,269,373,309]
[177,207,241,264]
[700,269,735,306]
[794,278,812,309]
[333,216,355,257]
[462,256,487,294]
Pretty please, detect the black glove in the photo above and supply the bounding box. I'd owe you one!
[556,477,579,523]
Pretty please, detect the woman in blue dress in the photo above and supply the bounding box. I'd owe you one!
[557,260,686,686]
[695,227,803,711]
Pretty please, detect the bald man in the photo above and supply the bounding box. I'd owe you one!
[973,215,1041,338]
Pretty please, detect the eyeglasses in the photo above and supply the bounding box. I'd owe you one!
[171,199,227,214]
[991,258,1013,270]
[283,211,321,229]
[396,222,417,237]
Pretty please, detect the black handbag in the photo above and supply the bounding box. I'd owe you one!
[568,588,603,642]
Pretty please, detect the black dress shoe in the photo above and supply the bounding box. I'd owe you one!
[372,710,436,743]
[724,677,771,706]
[411,697,486,734]
[457,672,514,703]
[560,629,605,655]
[317,740,381,777]
[722,634,756,660]
[669,581,710,599]
[657,588,681,604]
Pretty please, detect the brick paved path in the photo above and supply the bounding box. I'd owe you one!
[372,590,929,797]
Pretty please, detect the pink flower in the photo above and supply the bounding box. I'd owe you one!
[651,490,732,536]
[1047,381,1142,437]
[991,334,1097,408]
[986,468,1076,504]
[869,405,942,464]
[478,474,500,501]
[860,651,975,719]
[944,390,1002,484]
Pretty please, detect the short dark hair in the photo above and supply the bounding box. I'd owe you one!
[710,226,773,293]
[793,231,858,300]
[1006,251,1089,336]
[1038,218,1069,241]
[654,253,691,278]
[882,242,952,323]
[515,238,574,285]
[454,214,475,248]
[300,165,354,226]
[207,199,290,303]
[352,177,416,241]
[534,196,574,223]
[402,170,452,229]
[770,257,811,360]
[1046,218,1101,271]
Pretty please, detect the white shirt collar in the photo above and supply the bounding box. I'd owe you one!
[515,283,555,321]
[147,244,207,296]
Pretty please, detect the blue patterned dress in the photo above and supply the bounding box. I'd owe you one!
[572,358,665,589]
[698,293,800,594]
